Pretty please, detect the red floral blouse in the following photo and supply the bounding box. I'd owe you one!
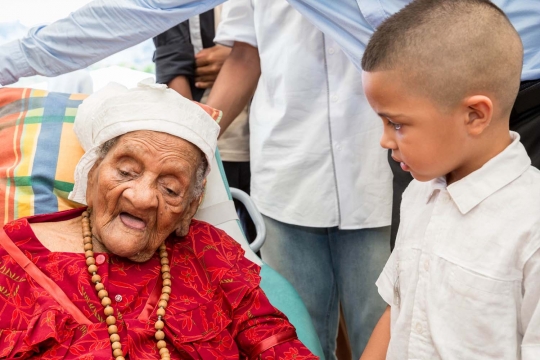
[0,208,317,359]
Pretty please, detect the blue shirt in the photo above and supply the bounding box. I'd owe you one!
[287,0,540,81]
[0,0,539,85]
[0,0,224,85]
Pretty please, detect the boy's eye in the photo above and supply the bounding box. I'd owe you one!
[387,118,402,131]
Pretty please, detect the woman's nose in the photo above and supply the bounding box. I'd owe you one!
[123,178,158,208]
[380,128,397,150]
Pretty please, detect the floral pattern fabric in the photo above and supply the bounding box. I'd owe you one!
[0,208,317,359]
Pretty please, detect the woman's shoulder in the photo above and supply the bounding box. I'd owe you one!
[171,219,256,275]
[168,220,262,307]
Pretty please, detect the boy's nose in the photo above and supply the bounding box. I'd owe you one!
[380,128,397,150]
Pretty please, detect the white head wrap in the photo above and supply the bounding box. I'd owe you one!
[68,79,220,205]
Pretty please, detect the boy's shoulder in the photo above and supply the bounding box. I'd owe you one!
[503,165,540,210]
[402,165,540,210]
[518,165,540,187]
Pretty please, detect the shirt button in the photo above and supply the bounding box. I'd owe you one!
[416,323,424,334]
[327,47,335,55]
[424,259,430,271]
[95,254,106,265]
[331,94,339,102]
[335,144,342,151]
[115,294,123,302]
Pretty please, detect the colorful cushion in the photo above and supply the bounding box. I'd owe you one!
[0,88,87,223]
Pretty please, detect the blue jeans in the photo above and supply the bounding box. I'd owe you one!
[261,215,390,360]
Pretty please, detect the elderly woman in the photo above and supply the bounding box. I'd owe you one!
[0,81,316,359]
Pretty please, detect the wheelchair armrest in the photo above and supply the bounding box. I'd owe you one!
[229,187,266,253]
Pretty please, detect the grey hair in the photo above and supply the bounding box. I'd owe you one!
[98,137,119,160]
[97,136,208,200]
[191,156,208,200]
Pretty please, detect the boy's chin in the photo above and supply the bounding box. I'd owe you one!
[410,172,438,182]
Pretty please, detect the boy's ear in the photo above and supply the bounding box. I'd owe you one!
[463,95,493,136]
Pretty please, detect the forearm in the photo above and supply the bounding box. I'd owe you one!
[167,76,193,99]
[360,305,391,360]
[233,286,317,358]
[206,42,260,136]
[0,0,224,85]
[153,22,195,86]
[522,247,540,359]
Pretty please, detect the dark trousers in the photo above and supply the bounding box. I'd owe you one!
[389,79,540,249]
[222,161,257,243]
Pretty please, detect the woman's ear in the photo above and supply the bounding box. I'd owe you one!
[175,179,207,237]
[463,95,494,136]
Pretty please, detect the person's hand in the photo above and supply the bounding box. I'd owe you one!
[194,44,231,89]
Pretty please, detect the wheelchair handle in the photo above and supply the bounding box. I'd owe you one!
[229,188,266,253]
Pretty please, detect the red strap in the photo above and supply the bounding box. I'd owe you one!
[138,271,162,321]
[248,329,298,360]
[0,229,92,325]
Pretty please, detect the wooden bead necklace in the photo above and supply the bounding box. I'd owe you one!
[82,210,172,360]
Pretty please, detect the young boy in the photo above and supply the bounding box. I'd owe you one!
[359,0,540,359]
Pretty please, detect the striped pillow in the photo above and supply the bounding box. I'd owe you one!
[0,88,86,224]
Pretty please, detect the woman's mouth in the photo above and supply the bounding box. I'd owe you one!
[119,212,146,230]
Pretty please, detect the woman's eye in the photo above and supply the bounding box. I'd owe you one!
[119,170,130,177]
[165,188,178,196]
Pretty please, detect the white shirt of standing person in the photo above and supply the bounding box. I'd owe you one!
[376,133,540,360]
[214,0,392,229]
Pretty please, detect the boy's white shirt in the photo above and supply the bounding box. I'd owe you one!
[376,131,540,360]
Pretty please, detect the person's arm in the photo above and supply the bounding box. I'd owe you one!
[0,0,225,85]
[203,0,259,136]
[223,254,317,359]
[194,44,231,89]
[167,76,193,99]
[206,42,260,136]
[167,44,232,100]
[521,244,540,360]
[153,22,195,99]
[360,305,391,360]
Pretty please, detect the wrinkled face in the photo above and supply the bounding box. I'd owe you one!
[86,130,204,262]
[362,70,469,182]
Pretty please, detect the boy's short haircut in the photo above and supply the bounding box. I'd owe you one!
[362,0,523,117]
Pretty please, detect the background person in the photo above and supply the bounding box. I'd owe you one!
[153,7,255,242]
[204,1,392,358]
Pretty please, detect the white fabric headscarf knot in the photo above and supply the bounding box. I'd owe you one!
[68,78,220,205]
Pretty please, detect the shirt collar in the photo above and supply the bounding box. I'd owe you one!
[425,177,447,203]
[426,132,531,214]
